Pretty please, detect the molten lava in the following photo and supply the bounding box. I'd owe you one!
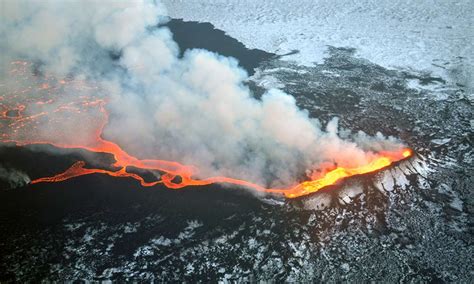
[1,61,413,198]
[403,149,412,158]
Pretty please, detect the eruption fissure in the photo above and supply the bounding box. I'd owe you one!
[1,80,411,198]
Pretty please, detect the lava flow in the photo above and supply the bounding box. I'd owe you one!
[0,61,413,198]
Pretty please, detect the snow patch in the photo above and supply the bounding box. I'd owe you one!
[164,0,473,88]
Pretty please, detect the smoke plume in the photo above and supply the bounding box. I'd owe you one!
[0,0,404,188]
[0,165,31,189]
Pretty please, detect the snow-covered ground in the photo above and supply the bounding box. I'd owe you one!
[163,0,473,90]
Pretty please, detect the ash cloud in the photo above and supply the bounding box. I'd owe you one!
[0,0,405,188]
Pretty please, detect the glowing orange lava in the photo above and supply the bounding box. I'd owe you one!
[0,61,413,198]
[28,139,411,198]
[403,149,412,158]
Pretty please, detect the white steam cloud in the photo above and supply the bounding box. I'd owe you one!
[0,0,404,187]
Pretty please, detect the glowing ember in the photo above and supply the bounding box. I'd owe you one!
[0,61,412,198]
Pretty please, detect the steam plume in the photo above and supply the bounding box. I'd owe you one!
[0,0,404,188]
[0,165,31,189]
